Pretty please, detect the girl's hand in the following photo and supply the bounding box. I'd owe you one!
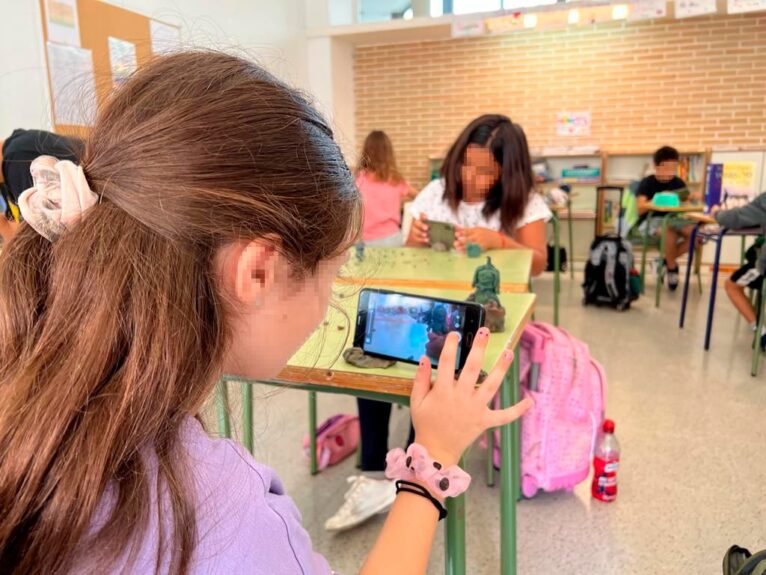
[454,227,504,251]
[408,213,430,246]
[410,329,533,467]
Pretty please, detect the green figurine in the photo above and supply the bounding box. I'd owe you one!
[467,257,506,333]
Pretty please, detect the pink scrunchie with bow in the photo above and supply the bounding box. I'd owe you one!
[18,155,99,242]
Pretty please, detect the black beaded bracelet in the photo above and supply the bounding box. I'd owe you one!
[395,480,448,521]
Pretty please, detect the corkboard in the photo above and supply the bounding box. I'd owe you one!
[38,0,177,136]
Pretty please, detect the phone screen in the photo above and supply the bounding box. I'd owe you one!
[355,290,483,369]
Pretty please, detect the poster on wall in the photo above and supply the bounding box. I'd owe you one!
[46,42,97,126]
[485,13,524,34]
[727,0,766,13]
[675,0,717,18]
[556,112,591,136]
[150,20,182,54]
[45,0,80,47]
[722,161,757,204]
[108,37,137,88]
[629,0,668,20]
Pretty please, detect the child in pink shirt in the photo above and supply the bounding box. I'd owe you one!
[356,131,414,247]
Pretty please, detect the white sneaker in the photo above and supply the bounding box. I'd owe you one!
[324,475,396,532]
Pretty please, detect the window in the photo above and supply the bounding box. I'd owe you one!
[453,0,502,15]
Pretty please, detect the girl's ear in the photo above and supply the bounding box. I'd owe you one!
[233,240,278,306]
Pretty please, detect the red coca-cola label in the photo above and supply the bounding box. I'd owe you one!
[591,456,619,502]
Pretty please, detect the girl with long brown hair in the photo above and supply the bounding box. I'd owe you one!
[0,52,530,574]
[356,130,415,247]
[407,114,550,275]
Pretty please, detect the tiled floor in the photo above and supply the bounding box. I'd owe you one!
[209,269,766,574]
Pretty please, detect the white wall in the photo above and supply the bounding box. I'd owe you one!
[0,0,309,138]
[0,1,50,136]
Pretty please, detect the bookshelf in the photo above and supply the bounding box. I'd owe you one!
[532,149,605,220]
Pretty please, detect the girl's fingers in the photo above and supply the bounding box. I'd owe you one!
[476,348,514,402]
[410,356,432,407]
[485,397,534,428]
[456,327,489,394]
[434,332,460,388]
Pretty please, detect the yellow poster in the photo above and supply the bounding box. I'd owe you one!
[722,161,757,199]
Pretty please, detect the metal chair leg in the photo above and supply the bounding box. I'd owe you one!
[751,276,766,377]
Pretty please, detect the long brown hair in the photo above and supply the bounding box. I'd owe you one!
[357,130,404,184]
[441,114,533,233]
[0,51,360,574]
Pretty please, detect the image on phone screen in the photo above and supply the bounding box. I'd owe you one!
[354,289,484,370]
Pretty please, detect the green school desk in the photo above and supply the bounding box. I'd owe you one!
[220,287,536,575]
[337,247,533,293]
[638,203,704,308]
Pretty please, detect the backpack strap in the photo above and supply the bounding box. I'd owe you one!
[739,550,766,575]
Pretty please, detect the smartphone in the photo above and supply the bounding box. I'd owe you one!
[424,220,456,250]
[354,288,485,371]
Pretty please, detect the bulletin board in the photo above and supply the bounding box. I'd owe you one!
[38,0,180,136]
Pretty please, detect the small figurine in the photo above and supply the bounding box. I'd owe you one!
[466,256,506,333]
[355,241,365,262]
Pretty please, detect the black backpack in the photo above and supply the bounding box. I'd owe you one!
[582,235,635,311]
[723,546,766,575]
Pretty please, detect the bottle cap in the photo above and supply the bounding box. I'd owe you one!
[603,419,615,433]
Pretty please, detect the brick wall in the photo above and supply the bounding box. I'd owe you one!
[354,14,766,189]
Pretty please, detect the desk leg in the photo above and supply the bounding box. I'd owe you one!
[567,197,575,280]
[705,230,727,351]
[309,391,318,475]
[486,429,496,487]
[640,219,650,294]
[679,224,698,328]
[655,216,667,308]
[445,467,466,575]
[242,382,254,454]
[216,381,231,439]
[752,277,766,377]
[553,214,560,327]
[500,347,520,575]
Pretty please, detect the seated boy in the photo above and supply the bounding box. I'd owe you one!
[713,192,766,350]
[636,146,700,291]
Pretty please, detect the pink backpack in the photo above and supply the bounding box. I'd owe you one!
[303,414,360,471]
[485,322,606,497]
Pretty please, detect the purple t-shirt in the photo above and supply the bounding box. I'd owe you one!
[71,417,331,574]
